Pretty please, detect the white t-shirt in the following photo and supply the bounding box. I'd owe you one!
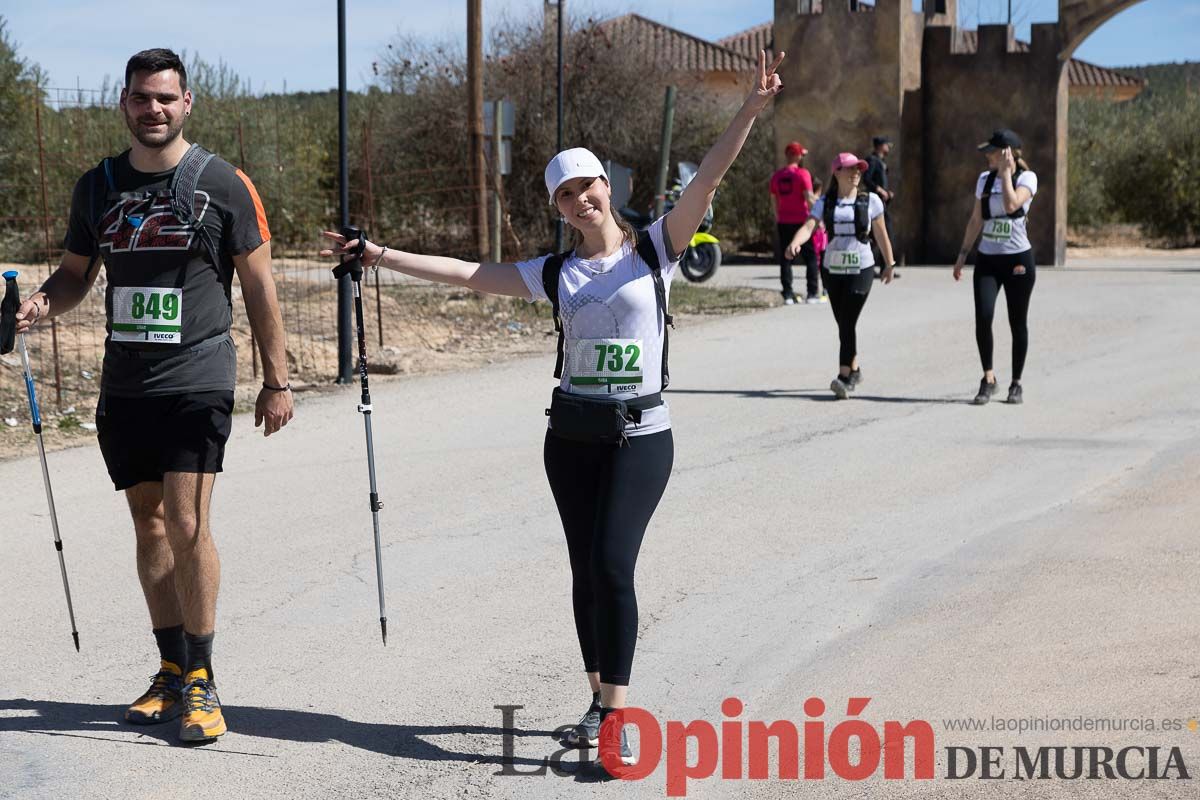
[515,217,679,437]
[975,170,1037,255]
[811,193,885,272]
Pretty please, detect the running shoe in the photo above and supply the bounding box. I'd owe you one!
[1007,382,1023,405]
[178,668,227,742]
[125,661,184,724]
[972,378,998,406]
[847,368,863,390]
[564,699,602,748]
[805,294,821,305]
[830,376,851,399]
[784,296,797,306]
[584,722,637,780]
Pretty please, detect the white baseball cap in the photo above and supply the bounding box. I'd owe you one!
[544,148,608,205]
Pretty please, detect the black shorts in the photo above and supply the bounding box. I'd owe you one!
[95,390,235,491]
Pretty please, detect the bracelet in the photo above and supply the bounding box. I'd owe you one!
[371,246,388,271]
[262,381,291,392]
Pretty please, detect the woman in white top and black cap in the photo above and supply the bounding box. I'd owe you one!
[321,51,785,780]
[953,128,1038,405]
[784,152,896,399]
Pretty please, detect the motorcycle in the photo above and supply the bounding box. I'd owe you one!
[617,162,722,283]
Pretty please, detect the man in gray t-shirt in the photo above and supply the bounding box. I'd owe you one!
[13,48,292,743]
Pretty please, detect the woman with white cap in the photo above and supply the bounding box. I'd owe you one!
[953,128,1037,406]
[321,50,785,778]
[783,152,896,399]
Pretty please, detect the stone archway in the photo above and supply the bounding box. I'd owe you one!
[1059,0,1147,61]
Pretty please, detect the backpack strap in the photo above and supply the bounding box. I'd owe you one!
[542,250,572,379]
[83,157,118,281]
[854,193,871,244]
[822,190,837,237]
[980,169,1027,221]
[169,144,222,272]
[544,232,674,389]
[635,229,673,390]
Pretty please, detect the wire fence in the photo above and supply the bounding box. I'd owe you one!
[1,88,526,416]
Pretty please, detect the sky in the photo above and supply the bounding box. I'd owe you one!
[3,0,1197,95]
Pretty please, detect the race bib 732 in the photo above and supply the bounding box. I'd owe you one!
[568,338,643,393]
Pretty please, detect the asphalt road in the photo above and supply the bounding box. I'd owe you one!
[2,256,1199,799]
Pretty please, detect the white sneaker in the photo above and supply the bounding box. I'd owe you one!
[784,297,796,306]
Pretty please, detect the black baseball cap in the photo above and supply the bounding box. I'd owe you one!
[978,129,1022,152]
[872,135,892,148]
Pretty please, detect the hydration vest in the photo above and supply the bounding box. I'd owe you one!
[540,229,673,389]
[87,144,222,278]
[822,192,872,244]
[980,167,1027,221]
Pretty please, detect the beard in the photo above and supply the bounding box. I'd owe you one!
[124,110,186,149]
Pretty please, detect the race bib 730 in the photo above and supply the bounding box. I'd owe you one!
[983,219,1014,243]
[111,286,183,344]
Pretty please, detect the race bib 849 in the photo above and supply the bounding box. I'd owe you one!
[111,286,182,344]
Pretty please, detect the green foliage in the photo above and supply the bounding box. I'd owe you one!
[1068,62,1200,244]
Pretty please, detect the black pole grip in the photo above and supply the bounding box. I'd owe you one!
[1,270,20,356]
[332,225,366,282]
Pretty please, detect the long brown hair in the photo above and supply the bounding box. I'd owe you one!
[1012,148,1031,173]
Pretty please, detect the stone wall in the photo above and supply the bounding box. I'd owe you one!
[920,23,1067,265]
[773,0,923,261]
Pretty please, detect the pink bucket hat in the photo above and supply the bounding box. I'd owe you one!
[830,152,869,173]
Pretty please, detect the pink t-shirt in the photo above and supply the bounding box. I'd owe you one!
[811,226,828,255]
[769,165,813,224]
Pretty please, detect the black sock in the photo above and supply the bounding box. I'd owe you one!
[590,691,601,709]
[183,631,214,682]
[152,625,186,670]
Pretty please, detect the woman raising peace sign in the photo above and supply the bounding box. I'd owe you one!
[322,50,785,780]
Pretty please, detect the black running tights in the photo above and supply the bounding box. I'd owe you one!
[822,267,873,368]
[973,250,1036,381]
[543,428,673,686]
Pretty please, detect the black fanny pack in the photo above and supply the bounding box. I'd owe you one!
[546,388,662,445]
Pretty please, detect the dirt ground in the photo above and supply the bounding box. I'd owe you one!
[0,276,776,461]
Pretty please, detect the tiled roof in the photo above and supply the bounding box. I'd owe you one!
[593,14,754,72]
[716,22,776,62]
[717,22,1145,90]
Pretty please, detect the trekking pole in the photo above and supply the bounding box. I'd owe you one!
[1,271,80,652]
[331,228,388,645]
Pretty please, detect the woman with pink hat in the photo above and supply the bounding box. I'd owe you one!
[784,152,896,398]
[321,51,786,780]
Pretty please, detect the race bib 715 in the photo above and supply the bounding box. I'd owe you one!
[111,286,183,344]
[825,248,862,273]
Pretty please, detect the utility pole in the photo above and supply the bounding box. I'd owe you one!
[554,0,565,252]
[336,0,353,383]
[654,85,677,219]
[468,0,489,260]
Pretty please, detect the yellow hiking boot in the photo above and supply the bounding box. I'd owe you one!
[178,668,227,742]
[125,661,184,725]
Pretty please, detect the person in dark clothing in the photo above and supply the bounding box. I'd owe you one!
[864,136,896,276]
